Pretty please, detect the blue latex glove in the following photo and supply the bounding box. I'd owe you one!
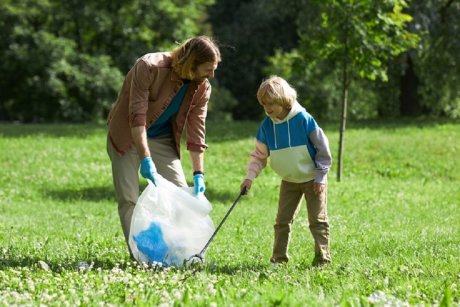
[140,157,158,186]
[193,173,206,197]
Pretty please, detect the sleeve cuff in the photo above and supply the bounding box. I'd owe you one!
[315,172,327,184]
[187,143,208,152]
[246,171,257,181]
[129,113,147,127]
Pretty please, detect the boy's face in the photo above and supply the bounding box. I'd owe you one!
[261,101,289,120]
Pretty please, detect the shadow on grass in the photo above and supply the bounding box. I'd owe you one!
[0,121,258,142]
[200,189,243,206]
[43,182,241,205]
[1,118,456,142]
[0,256,134,272]
[193,260,330,276]
[0,255,271,276]
[44,186,115,202]
[205,120,259,143]
[322,117,459,131]
[206,117,459,143]
[203,262,268,275]
[0,123,106,138]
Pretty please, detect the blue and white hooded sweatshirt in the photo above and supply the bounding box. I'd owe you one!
[246,102,332,184]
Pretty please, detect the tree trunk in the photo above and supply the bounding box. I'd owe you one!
[440,0,454,23]
[399,53,420,116]
[337,59,349,182]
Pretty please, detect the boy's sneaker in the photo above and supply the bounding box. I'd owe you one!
[312,260,331,268]
[311,256,331,268]
[270,260,287,269]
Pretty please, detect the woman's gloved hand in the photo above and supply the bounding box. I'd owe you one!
[193,172,206,197]
[140,157,158,186]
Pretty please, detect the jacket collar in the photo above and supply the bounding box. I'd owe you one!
[271,101,305,124]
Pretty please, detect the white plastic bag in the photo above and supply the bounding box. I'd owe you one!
[129,175,214,267]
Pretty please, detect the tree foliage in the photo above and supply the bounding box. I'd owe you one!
[0,0,459,123]
[410,0,460,118]
[298,0,419,180]
[208,0,299,119]
[0,0,214,122]
[0,0,122,122]
[211,0,459,121]
[306,0,418,81]
[262,0,419,180]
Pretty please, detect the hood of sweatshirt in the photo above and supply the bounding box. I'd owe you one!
[270,101,305,124]
[268,101,306,150]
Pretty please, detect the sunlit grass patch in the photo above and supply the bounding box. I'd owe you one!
[0,120,459,305]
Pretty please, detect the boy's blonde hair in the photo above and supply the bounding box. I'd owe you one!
[171,36,221,80]
[257,76,297,109]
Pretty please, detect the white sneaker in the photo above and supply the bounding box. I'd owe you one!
[270,261,286,269]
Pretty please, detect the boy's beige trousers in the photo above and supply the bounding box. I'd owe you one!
[107,136,187,253]
[271,180,331,263]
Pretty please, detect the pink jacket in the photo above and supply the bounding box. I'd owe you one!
[107,52,211,157]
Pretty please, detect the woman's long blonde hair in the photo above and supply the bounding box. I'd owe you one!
[171,36,221,79]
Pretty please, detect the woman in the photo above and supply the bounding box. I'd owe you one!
[107,36,221,255]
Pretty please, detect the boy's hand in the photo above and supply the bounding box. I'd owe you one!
[313,182,326,195]
[240,179,252,195]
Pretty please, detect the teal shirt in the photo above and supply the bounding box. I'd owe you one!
[147,80,190,138]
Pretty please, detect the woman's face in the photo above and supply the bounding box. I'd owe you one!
[193,61,218,82]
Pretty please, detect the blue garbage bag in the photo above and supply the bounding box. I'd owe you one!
[133,222,168,263]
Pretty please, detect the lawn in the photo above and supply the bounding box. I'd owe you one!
[0,119,459,306]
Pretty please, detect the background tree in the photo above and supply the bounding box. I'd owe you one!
[49,0,215,72]
[308,0,419,181]
[208,0,299,119]
[0,0,123,122]
[264,0,419,181]
[0,0,215,122]
[1,0,459,123]
[409,0,460,118]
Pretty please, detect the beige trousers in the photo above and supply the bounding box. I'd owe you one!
[107,136,187,254]
[271,180,331,263]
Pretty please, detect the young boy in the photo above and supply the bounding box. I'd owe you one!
[240,76,332,267]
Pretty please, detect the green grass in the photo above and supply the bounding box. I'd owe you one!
[0,119,459,306]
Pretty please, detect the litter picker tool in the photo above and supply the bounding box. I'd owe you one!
[186,188,246,264]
